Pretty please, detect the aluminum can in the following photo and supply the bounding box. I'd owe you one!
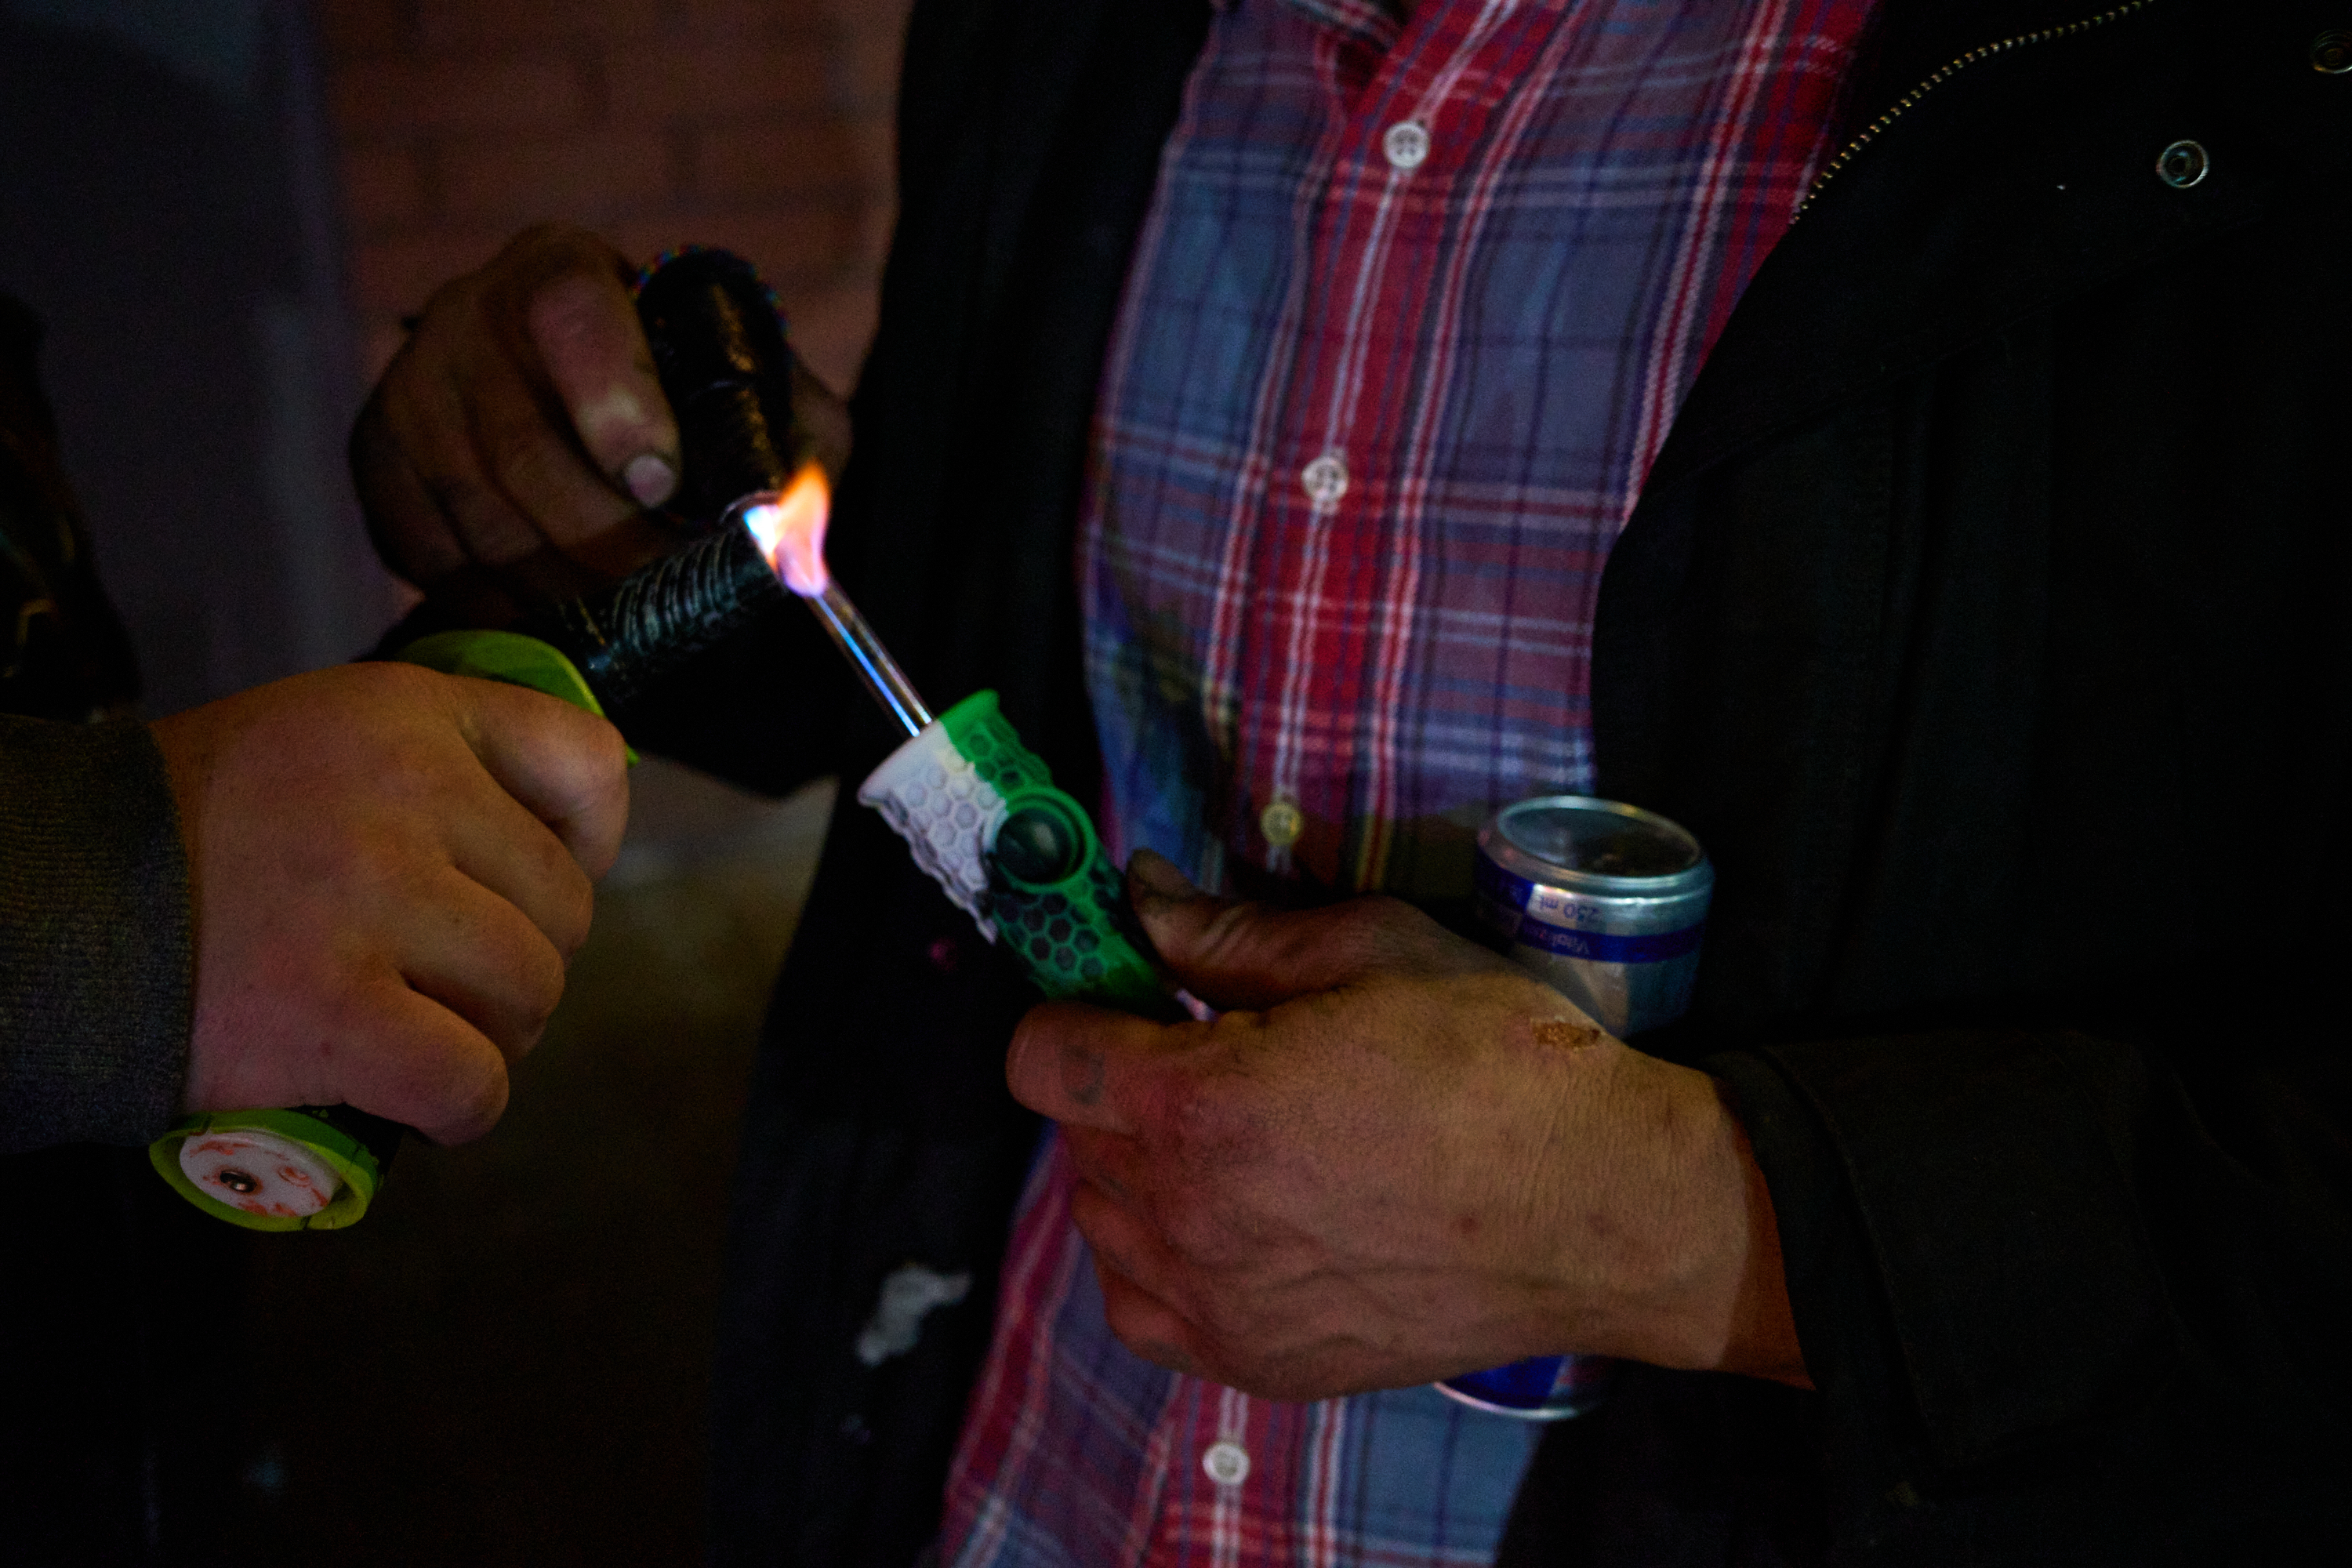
[1437,794,1714,1420]
[1469,794,1713,1040]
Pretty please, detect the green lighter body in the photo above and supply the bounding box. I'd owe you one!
[857,691,1164,1009]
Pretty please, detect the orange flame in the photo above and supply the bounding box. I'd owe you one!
[742,460,831,597]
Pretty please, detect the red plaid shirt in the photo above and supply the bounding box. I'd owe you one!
[942,1,1873,1562]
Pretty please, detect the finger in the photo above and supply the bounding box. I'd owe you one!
[351,431,540,630]
[1005,1000,1172,1134]
[1127,848,1487,1011]
[441,783,597,958]
[789,356,853,480]
[357,329,572,604]
[396,868,571,1060]
[526,267,680,509]
[1094,1258,1211,1381]
[327,971,513,1145]
[478,268,676,580]
[447,677,631,878]
[382,341,590,598]
[1062,1123,1146,1206]
[352,379,471,591]
[467,358,659,580]
[1069,1167,1192,1307]
[1068,1123,1279,1279]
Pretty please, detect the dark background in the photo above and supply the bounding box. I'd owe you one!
[2,0,901,1559]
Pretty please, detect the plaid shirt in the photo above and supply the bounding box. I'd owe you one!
[942,0,1871,1562]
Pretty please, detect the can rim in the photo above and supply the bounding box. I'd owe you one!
[1486,795,1711,896]
[1432,1380,1588,1421]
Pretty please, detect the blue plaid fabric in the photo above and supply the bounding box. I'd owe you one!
[943,1,1872,1562]
[948,1138,1539,1566]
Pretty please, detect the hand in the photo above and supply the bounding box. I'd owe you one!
[350,223,851,625]
[1006,851,1807,1401]
[153,662,630,1144]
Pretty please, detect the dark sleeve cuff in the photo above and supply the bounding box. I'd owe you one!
[0,714,192,1150]
[1704,1048,1890,1417]
[1708,1030,2187,1473]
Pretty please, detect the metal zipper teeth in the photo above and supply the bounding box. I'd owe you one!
[1795,0,2161,220]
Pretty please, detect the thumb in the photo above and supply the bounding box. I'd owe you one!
[1125,848,1458,1011]
[521,253,680,506]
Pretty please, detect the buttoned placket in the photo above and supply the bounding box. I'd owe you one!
[1232,0,1523,889]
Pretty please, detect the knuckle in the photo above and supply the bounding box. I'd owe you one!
[548,864,597,956]
[519,929,569,1022]
[1158,1200,1222,1264]
[350,655,445,706]
[422,474,537,564]
[1195,902,1264,967]
[434,1058,510,1145]
[472,912,568,1050]
[1157,1072,1236,1154]
[311,811,410,893]
[1100,1294,1185,1370]
[1066,1134,1132,1203]
[526,267,628,343]
[1325,897,1403,964]
[326,665,450,749]
[1351,894,1446,968]
[507,220,621,272]
[412,270,485,337]
[459,226,611,324]
[1101,1294,1152,1355]
[363,828,430,897]
[480,416,579,504]
[324,961,406,1046]
[1195,1292,1258,1347]
[572,713,632,793]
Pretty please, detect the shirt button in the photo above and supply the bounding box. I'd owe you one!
[1201,1439,1251,1487]
[1300,452,1348,507]
[1258,798,1304,849]
[1383,120,1430,170]
[2155,139,2209,189]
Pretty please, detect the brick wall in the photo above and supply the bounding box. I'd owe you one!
[317,0,913,394]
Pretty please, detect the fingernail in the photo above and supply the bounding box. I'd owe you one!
[1128,849,1197,903]
[622,452,677,507]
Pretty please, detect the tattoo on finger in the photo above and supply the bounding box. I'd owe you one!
[1064,1044,1108,1106]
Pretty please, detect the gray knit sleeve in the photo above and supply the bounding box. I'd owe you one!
[0,713,192,1150]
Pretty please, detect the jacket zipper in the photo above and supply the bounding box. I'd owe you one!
[1795,0,2161,219]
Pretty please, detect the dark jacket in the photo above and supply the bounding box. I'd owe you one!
[678,1,2352,1561]
[0,294,231,1561]
[0,292,187,1151]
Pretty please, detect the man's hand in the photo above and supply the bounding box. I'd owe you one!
[350,223,850,625]
[153,663,630,1145]
[1006,851,1807,1402]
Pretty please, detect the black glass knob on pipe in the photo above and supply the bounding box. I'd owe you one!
[635,245,811,529]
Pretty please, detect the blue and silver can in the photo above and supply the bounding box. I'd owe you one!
[1438,794,1715,1420]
